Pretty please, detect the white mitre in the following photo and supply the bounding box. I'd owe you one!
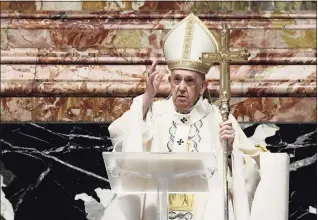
[162,13,219,75]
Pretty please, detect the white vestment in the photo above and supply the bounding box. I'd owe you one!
[108,95,264,220]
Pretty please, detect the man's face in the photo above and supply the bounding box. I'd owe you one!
[169,69,207,113]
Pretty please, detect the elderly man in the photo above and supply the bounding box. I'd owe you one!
[108,14,264,220]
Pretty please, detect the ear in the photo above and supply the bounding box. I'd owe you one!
[200,80,208,94]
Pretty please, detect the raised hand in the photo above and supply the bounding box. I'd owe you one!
[144,60,165,98]
[142,60,165,119]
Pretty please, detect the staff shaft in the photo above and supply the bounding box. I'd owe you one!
[220,60,231,220]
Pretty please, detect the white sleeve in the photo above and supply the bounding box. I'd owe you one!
[108,95,154,152]
[229,114,262,208]
[108,110,131,152]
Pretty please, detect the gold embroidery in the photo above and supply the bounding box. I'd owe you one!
[168,194,194,212]
[189,15,219,52]
[182,18,194,59]
[167,59,210,75]
[255,144,269,152]
[162,14,220,75]
[162,14,219,53]
[167,141,195,212]
[186,142,190,152]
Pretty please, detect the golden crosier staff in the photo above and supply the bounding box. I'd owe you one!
[200,24,250,220]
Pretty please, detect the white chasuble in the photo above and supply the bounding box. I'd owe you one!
[108,95,262,220]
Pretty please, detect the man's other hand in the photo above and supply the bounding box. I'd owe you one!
[219,120,235,155]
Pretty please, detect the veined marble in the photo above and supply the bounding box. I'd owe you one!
[0,97,316,123]
[3,18,315,30]
[1,64,316,97]
[0,48,316,64]
[0,122,316,220]
[0,1,316,14]
[1,28,315,49]
[0,1,316,219]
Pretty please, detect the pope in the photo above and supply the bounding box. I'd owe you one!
[108,14,264,220]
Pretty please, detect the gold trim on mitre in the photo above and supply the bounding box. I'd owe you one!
[167,59,210,75]
[162,13,219,75]
[182,17,195,59]
[162,13,219,55]
[184,14,219,54]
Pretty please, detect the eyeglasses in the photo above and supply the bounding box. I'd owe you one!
[171,75,197,86]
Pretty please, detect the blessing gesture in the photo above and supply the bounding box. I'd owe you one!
[143,60,165,119]
[144,60,165,99]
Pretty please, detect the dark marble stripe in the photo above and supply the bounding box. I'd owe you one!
[0,122,316,220]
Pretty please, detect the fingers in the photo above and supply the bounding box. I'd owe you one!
[220,135,234,141]
[219,121,233,132]
[148,60,158,74]
[153,73,165,90]
[150,71,165,83]
[156,72,165,82]
[219,131,235,141]
[219,128,234,135]
[220,120,232,127]
[219,130,234,137]
[219,121,235,141]
[219,125,233,133]
[148,70,159,82]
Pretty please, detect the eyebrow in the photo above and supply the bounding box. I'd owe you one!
[172,74,194,79]
[185,76,195,79]
[172,73,181,77]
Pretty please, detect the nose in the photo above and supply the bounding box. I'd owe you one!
[179,80,186,92]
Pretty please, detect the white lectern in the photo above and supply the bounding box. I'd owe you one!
[103,152,218,220]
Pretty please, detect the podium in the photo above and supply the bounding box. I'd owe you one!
[103,152,218,220]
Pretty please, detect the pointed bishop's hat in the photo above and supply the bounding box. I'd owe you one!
[162,13,219,75]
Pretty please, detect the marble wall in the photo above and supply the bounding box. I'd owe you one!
[0,1,316,220]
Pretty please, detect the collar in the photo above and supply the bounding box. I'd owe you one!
[165,97,213,125]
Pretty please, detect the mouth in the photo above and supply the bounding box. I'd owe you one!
[176,95,187,102]
[177,95,187,98]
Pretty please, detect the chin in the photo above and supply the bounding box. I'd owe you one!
[173,99,190,111]
[175,105,191,113]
